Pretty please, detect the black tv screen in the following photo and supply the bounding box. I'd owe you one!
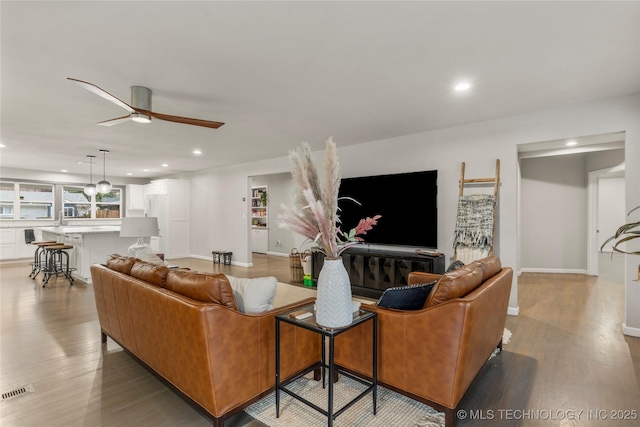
[338,170,437,248]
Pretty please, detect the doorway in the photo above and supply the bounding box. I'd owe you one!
[518,132,625,275]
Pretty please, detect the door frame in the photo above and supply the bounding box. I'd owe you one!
[587,165,625,276]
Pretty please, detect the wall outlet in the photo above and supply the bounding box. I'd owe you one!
[276,240,281,247]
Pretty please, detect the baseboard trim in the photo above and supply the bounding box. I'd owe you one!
[622,323,640,338]
[507,306,520,316]
[520,267,588,275]
[188,253,252,268]
[266,251,289,258]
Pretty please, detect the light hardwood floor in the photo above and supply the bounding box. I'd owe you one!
[1,254,639,426]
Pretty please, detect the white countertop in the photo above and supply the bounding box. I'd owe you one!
[38,225,121,235]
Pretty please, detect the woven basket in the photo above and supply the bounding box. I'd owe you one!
[290,248,303,282]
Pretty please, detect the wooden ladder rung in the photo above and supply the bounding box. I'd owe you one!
[461,177,497,184]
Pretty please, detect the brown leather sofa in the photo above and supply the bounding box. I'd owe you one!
[90,255,320,427]
[334,256,513,427]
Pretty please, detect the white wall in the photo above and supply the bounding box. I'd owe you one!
[181,93,640,334]
[520,154,588,272]
[519,149,625,272]
[598,176,626,251]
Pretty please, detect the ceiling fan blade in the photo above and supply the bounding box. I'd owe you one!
[140,109,225,129]
[68,78,135,113]
[96,115,132,126]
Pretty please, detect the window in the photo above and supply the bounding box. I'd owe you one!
[96,189,121,219]
[19,183,54,219]
[62,186,121,219]
[62,187,92,218]
[0,181,15,219]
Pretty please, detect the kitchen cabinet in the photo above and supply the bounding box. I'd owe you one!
[252,228,268,254]
[126,184,146,211]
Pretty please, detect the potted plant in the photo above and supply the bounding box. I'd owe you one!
[601,205,640,280]
[278,138,380,327]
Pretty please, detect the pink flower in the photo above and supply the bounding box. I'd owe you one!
[354,215,381,236]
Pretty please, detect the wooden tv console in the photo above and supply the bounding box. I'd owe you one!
[311,247,445,299]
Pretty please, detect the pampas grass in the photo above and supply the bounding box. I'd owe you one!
[278,137,380,259]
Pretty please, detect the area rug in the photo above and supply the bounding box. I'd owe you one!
[245,375,444,427]
[246,328,511,427]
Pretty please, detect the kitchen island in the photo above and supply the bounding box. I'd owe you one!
[38,226,138,284]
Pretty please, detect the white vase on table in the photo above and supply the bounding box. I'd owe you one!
[315,258,353,328]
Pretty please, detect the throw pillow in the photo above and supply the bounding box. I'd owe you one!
[165,270,237,310]
[225,275,277,314]
[376,281,437,310]
[446,259,465,273]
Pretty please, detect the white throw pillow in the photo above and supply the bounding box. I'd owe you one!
[225,275,277,314]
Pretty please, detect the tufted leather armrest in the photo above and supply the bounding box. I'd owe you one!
[408,271,442,285]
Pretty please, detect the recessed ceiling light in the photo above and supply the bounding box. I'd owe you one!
[454,82,471,91]
[0,143,6,148]
[143,169,149,172]
[161,164,169,167]
[60,169,68,173]
[193,149,202,155]
[126,172,133,176]
[566,140,578,146]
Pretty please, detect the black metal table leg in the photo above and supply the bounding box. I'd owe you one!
[373,315,378,415]
[328,335,334,427]
[275,317,280,418]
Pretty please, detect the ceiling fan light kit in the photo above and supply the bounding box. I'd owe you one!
[131,112,151,123]
[97,149,112,194]
[84,155,98,197]
[68,78,224,129]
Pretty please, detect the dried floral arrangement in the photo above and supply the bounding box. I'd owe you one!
[278,138,380,260]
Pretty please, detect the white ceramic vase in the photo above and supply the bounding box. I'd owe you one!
[315,258,353,328]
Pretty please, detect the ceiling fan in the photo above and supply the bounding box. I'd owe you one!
[67,78,224,129]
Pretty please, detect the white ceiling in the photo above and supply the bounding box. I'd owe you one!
[1,1,639,179]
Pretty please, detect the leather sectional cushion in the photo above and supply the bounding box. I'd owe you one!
[130,260,170,287]
[165,270,238,309]
[425,262,483,307]
[376,281,437,310]
[106,254,138,275]
[475,256,502,281]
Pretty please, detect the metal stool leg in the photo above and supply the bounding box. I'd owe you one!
[42,245,74,287]
[42,248,54,286]
[60,250,74,285]
[30,241,57,279]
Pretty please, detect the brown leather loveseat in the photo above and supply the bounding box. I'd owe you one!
[90,255,320,427]
[334,256,513,427]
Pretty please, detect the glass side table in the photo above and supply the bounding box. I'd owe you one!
[275,303,377,427]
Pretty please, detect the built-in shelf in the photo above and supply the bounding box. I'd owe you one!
[251,186,269,253]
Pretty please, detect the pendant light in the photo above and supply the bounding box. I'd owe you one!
[84,155,97,196]
[97,149,112,194]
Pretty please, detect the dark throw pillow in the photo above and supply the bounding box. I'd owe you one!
[446,259,465,273]
[376,281,437,310]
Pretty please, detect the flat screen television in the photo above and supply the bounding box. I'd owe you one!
[338,170,437,248]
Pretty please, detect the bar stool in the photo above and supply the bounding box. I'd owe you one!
[42,245,75,287]
[29,241,58,279]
